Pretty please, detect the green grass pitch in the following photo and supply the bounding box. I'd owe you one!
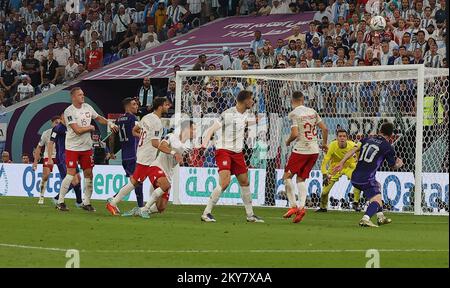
[0,196,448,268]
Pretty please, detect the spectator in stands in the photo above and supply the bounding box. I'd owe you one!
[192,53,208,70]
[166,79,176,116]
[1,151,12,163]
[187,0,204,26]
[15,75,34,103]
[21,49,41,93]
[154,0,167,34]
[113,4,132,47]
[424,44,443,67]
[144,33,160,49]
[40,76,56,93]
[137,76,154,116]
[314,2,332,23]
[1,60,18,103]
[86,41,103,72]
[220,46,233,70]
[250,30,264,54]
[256,0,272,16]
[65,56,79,82]
[270,0,289,14]
[22,153,31,164]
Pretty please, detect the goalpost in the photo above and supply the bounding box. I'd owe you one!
[172,65,449,216]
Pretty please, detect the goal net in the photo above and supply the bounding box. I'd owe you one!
[172,65,448,216]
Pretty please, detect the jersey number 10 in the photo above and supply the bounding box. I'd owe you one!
[359,143,380,163]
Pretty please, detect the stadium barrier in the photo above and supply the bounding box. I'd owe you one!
[1,163,447,213]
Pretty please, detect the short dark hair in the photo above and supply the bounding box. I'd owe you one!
[51,115,60,122]
[150,97,168,112]
[336,129,348,136]
[70,87,82,96]
[122,97,134,108]
[380,122,394,137]
[22,153,30,158]
[236,90,252,103]
[292,91,304,100]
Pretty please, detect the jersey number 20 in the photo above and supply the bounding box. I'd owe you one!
[303,122,317,140]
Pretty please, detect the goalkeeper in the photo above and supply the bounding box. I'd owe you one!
[317,129,361,212]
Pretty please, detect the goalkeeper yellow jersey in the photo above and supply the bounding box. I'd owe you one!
[321,140,358,174]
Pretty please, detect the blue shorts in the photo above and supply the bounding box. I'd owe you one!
[351,179,381,200]
[122,159,137,177]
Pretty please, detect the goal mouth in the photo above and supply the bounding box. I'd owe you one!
[172,66,449,216]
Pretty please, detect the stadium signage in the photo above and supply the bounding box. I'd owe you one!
[0,164,447,213]
[1,164,158,202]
[179,167,266,205]
[84,13,315,80]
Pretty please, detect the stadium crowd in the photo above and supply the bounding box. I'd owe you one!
[0,0,447,110]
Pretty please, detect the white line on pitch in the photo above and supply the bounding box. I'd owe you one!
[0,243,447,254]
[0,243,67,252]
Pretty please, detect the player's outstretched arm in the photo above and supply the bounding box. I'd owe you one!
[153,139,183,163]
[95,115,119,133]
[201,121,221,148]
[32,145,42,171]
[332,146,361,175]
[285,126,299,147]
[46,141,55,166]
[69,123,96,135]
[317,121,328,152]
[391,158,404,170]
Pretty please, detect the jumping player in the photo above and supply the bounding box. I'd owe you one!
[317,129,361,212]
[56,87,119,212]
[283,91,328,223]
[200,90,264,223]
[333,122,403,227]
[122,120,195,218]
[106,97,173,215]
[32,115,61,204]
[47,112,83,207]
[109,97,144,207]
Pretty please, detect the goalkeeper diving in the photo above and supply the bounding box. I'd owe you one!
[317,129,361,212]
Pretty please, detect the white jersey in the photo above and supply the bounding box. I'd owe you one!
[136,113,163,165]
[38,128,56,158]
[151,133,191,181]
[288,105,322,155]
[214,107,251,153]
[64,103,99,151]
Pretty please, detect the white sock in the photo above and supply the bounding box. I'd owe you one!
[362,215,370,221]
[40,179,47,197]
[203,185,222,215]
[58,174,74,204]
[111,182,135,206]
[241,186,254,217]
[142,188,164,212]
[149,204,159,214]
[376,212,385,219]
[284,178,297,208]
[83,178,93,205]
[297,181,307,209]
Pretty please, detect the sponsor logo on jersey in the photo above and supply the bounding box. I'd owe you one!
[223,161,228,166]
[67,116,73,122]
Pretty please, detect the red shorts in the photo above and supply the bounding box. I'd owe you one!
[65,150,94,170]
[133,164,167,187]
[215,149,248,176]
[43,158,57,172]
[285,153,319,180]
